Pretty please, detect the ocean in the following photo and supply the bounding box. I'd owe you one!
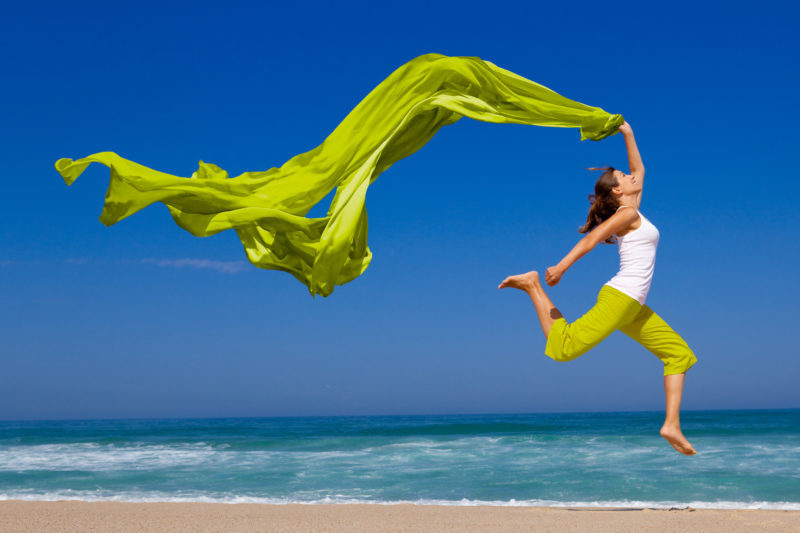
[1,410,798,509]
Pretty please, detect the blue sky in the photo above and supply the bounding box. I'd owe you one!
[1,1,798,419]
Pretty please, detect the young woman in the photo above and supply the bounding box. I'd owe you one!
[498,121,698,455]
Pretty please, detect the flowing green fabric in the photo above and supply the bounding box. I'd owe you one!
[55,53,623,297]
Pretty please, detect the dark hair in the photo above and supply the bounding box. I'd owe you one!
[578,166,619,244]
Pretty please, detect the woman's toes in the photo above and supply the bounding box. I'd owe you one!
[499,271,540,291]
[660,426,696,455]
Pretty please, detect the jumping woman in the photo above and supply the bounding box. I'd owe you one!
[498,121,698,455]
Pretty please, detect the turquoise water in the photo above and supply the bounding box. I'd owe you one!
[1,410,798,508]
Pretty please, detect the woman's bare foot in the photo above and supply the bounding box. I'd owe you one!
[498,270,562,338]
[498,271,540,292]
[660,424,697,455]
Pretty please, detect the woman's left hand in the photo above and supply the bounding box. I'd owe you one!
[545,265,563,286]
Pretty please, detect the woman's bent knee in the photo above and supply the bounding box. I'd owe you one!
[544,317,590,362]
[545,343,587,363]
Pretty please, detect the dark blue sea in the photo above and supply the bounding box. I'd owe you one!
[1,410,798,509]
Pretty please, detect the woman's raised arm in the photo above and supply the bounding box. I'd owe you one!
[620,121,644,206]
[620,121,645,177]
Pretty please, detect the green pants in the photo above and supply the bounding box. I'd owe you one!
[544,284,698,376]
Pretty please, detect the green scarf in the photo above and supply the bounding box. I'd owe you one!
[55,53,623,297]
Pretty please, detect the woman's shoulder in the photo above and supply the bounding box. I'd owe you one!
[614,205,642,236]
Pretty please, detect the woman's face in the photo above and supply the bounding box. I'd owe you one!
[613,169,640,195]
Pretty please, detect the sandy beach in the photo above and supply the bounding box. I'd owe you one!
[1,501,798,532]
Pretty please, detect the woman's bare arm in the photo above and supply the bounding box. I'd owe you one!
[620,121,645,177]
[545,208,639,286]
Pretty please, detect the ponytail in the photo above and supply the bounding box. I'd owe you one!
[578,166,619,244]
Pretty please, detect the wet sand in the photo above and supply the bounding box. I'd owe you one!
[1,501,799,532]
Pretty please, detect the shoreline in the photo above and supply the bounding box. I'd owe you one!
[1,498,799,511]
[2,501,799,532]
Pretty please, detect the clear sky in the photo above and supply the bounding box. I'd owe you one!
[1,1,798,420]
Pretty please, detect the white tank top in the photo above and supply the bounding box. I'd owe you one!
[604,205,659,305]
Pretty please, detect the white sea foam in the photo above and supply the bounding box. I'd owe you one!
[0,491,798,510]
[362,440,443,451]
[361,436,511,453]
[0,443,221,471]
